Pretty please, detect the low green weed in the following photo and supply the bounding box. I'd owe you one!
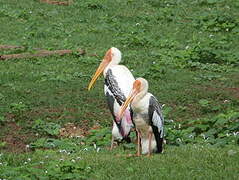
[32,119,61,136]
[165,110,239,146]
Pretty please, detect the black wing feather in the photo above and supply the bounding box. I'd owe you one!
[105,69,126,106]
[148,96,164,153]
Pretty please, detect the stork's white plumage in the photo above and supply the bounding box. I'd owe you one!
[88,47,135,149]
[119,78,164,156]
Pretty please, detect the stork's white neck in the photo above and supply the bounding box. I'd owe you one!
[135,89,148,102]
[131,78,149,109]
[103,62,117,77]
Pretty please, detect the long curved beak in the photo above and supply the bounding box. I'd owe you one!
[88,59,109,90]
[119,89,138,119]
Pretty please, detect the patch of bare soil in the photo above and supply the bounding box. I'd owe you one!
[59,123,86,138]
[1,122,34,153]
[205,86,239,99]
[59,123,101,138]
[226,87,239,99]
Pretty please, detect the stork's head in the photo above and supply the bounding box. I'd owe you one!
[88,47,122,90]
[119,78,148,119]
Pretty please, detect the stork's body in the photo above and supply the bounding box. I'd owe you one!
[88,47,135,148]
[120,78,164,156]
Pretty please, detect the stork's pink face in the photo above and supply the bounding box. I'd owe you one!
[119,79,142,119]
[88,49,113,90]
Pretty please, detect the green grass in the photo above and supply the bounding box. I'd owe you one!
[0,145,239,179]
[0,0,239,179]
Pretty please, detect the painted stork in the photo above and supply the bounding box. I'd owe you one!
[88,47,135,149]
[119,78,164,156]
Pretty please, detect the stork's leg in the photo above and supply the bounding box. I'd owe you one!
[110,135,114,151]
[136,129,141,156]
[147,131,153,157]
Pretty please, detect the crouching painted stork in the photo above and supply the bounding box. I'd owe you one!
[88,47,135,149]
[119,78,164,156]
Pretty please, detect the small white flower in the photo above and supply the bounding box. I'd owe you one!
[71,159,76,163]
[226,28,229,32]
[84,148,88,151]
[176,138,182,142]
[93,143,97,149]
[45,155,49,158]
[233,132,239,136]
[96,147,100,152]
[152,61,156,64]
[24,161,27,165]
[209,34,214,37]
[189,134,194,138]
[60,149,67,153]
[0,162,2,165]
[40,161,44,164]
[168,119,174,123]
[76,157,81,160]
[45,170,48,174]
[136,23,140,26]
[185,45,189,49]
[27,158,31,161]
[201,134,206,139]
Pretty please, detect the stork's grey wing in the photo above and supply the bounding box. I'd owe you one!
[105,90,115,119]
[148,95,164,138]
[105,69,126,106]
[148,95,164,153]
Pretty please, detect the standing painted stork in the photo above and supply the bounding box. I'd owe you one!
[119,78,164,156]
[88,47,135,149]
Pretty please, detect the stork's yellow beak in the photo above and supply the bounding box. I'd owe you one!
[88,49,112,90]
[87,59,108,90]
[119,89,138,119]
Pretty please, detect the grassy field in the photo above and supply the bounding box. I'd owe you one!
[0,0,239,179]
[0,145,238,179]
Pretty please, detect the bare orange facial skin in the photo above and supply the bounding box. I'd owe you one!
[133,79,141,93]
[103,49,112,64]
